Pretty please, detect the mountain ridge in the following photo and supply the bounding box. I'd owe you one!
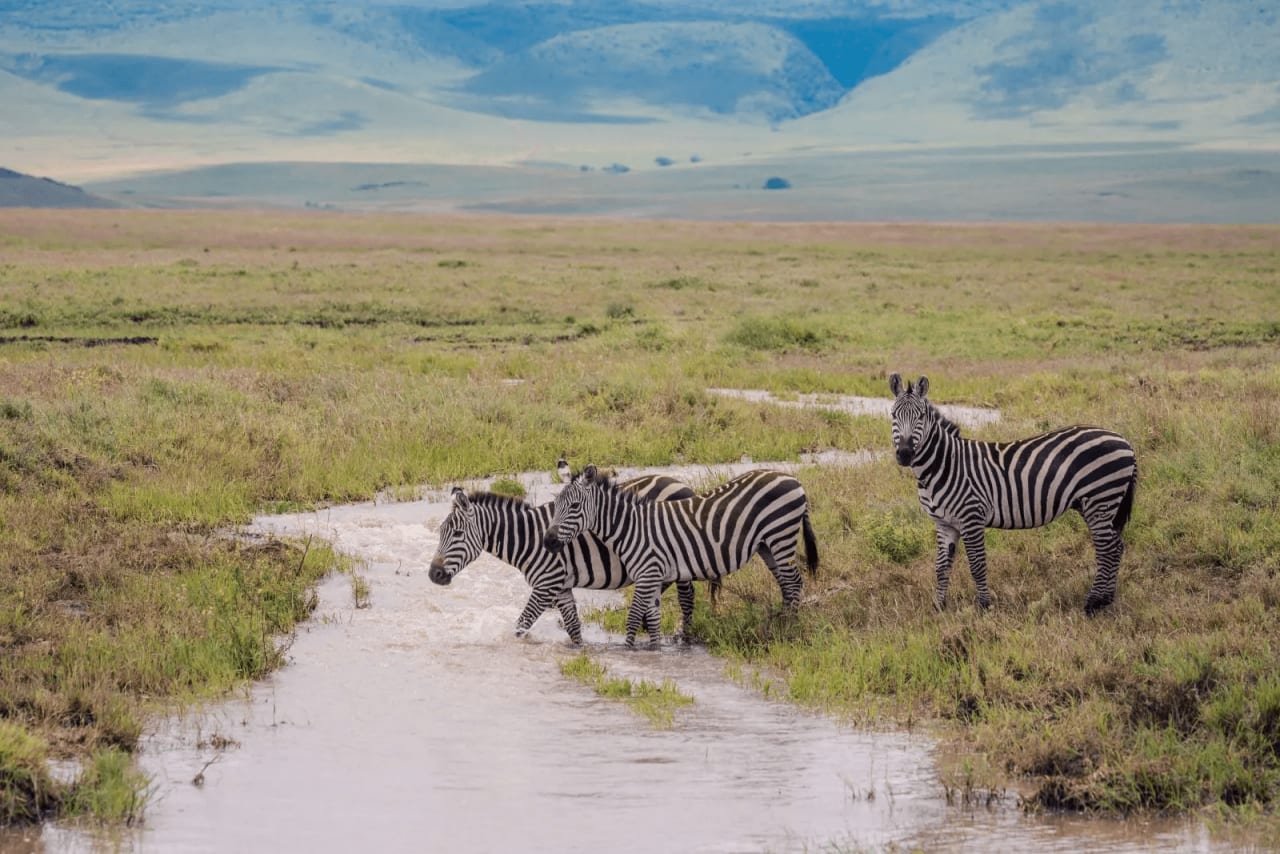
[1,0,1276,217]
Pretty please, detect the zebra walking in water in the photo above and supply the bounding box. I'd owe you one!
[889,373,1137,615]
[543,465,818,647]
[428,468,699,644]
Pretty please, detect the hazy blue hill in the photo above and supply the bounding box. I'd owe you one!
[3,0,1278,222]
[458,21,846,122]
[1,52,278,108]
[776,14,960,88]
[0,167,119,208]
[0,0,1013,123]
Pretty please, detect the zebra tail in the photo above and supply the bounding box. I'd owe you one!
[1114,468,1138,534]
[802,513,819,576]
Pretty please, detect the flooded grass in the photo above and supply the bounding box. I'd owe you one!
[63,748,149,825]
[0,210,1278,826]
[559,653,694,728]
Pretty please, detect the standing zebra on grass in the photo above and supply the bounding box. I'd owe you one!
[889,373,1137,615]
[428,469,699,644]
[543,465,818,648]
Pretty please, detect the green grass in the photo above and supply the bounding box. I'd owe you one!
[559,653,694,728]
[64,748,149,825]
[0,210,1278,825]
[0,721,59,824]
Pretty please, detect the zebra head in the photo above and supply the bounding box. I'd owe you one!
[542,464,599,553]
[429,487,484,586]
[889,373,932,466]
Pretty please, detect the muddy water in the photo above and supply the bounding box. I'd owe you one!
[10,456,1224,853]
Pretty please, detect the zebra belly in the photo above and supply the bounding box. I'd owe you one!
[563,539,628,590]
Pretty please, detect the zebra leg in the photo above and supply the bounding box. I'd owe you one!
[553,588,584,644]
[932,524,960,611]
[756,543,803,609]
[675,581,696,643]
[960,525,993,611]
[643,600,662,647]
[1082,504,1123,616]
[626,566,664,649]
[515,587,556,638]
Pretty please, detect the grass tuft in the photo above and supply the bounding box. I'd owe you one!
[559,653,694,728]
[65,748,149,824]
[0,722,60,825]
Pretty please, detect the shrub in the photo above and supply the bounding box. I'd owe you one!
[0,722,59,825]
[725,316,827,352]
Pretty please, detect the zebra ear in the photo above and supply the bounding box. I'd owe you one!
[917,376,930,398]
[889,373,904,397]
[582,464,598,483]
[451,487,471,511]
[556,458,572,484]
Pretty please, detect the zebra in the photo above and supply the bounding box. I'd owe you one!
[543,465,819,648]
[427,468,700,644]
[889,373,1137,616]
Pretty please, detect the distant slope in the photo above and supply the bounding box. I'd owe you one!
[797,0,1280,146]
[456,21,845,122]
[0,167,119,208]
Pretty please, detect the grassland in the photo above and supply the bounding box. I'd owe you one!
[0,209,1277,826]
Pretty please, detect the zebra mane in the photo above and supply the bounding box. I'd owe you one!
[583,470,651,504]
[926,398,963,437]
[465,491,533,511]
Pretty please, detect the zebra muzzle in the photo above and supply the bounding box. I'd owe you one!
[542,531,565,552]
[895,443,914,466]
[428,559,452,585]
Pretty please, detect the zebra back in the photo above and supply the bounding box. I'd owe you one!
[552,466,813,584]
[890,372,1137,531]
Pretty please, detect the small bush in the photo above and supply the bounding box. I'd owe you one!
[725,316,828,352]
[0,721,59,825]
[65,749,149,824]
[864,514,930,565]
[0,399,33,421]
[489,478,526,498]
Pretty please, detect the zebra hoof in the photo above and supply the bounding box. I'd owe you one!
[514,627,528,638]
[1084,595,1113,617]
[976,597,992,612]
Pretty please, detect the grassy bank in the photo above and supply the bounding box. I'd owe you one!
[0,209,1277,824]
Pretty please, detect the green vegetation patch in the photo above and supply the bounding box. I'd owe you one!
[559,653,694,728]
[725,316,831,352]
[0,722,59,824]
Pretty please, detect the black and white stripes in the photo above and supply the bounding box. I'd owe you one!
[428,472,697,644]
[543,466,818,647]
[890,373,1137,615]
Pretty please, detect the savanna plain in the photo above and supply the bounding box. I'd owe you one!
[0,210,1278,837]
